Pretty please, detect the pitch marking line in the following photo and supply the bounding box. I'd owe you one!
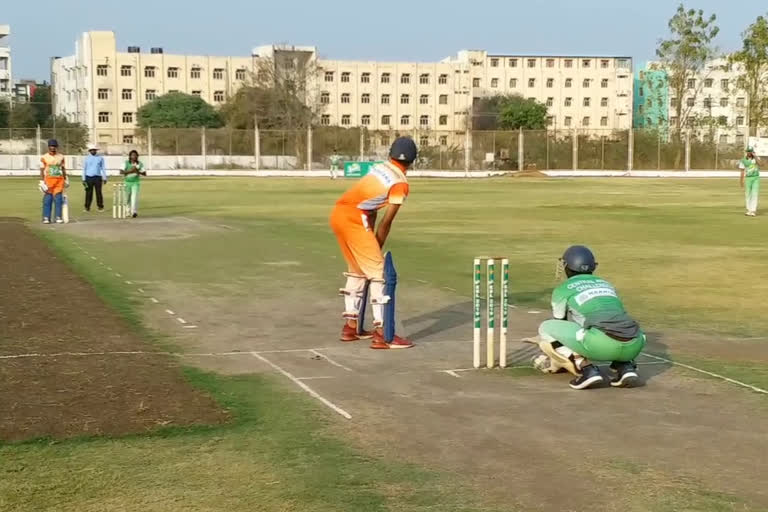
[641,353,768,395]
[177,318,187,325]
[150,297,159,303]
[251,352,352,420]
[165,309,175,315]
[309,349,354,372]
[137,288,145,294]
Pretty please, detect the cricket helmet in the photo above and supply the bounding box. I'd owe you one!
[48,139,59,147]
[389,137,418,165]
[746,146,755,153]
[561,245,597,275]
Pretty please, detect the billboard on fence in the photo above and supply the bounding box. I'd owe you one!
[747,137,768,157]
[344,161,382,178]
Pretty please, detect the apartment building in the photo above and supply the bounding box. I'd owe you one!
[0,25,11,100]
[52,31,633,145]
[633,67,669,132]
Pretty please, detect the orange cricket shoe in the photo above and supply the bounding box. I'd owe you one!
[340,323,374,342]
[370,330,414,349]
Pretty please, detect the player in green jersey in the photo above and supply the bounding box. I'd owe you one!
[739,147,760,217]
[528,246,646,390]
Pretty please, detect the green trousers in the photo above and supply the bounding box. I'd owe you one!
[539,319,646,362]
[745,177,760,213]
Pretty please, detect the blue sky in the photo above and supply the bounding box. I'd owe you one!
[5,0,767,80]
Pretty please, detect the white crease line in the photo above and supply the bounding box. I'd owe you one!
[415,279,429,284]
[442,287,457,292]
[183,325,199,329]
[177,317,188,324]
[150,297,159,303]
[309,349,354,372]
[641,353,768,395]
[527,310,542,314]
[444,370,462,378]
[297,376,336,381]
[137,288,145,294]
[165,309,175,315]
[125,281,133,285]
[251,352,352,420]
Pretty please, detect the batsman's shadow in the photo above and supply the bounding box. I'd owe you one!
[402,301,473,342]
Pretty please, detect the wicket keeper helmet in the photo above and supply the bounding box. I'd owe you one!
[561,245,597,274]
[389,137,418,165]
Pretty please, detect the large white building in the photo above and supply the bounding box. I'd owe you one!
[52,31,633,146]
[0,25,11,100]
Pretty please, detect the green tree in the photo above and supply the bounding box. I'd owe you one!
[9,103,36,128]
[30,83,53,127]
[45,116,88,153]
[655,4,720,136]
[0,100,9,128]
[137,92,224,128]
[498,96,548,130]
[731,14,768,132]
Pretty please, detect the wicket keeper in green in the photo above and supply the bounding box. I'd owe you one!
[739,147,760,217]
[530,246,646,390]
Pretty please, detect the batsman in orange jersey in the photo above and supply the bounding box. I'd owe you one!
[330,137,417,349]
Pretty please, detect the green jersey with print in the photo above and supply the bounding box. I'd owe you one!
[124,160,144,183]
[552,274,640,339]
[740,158,760,178]
[330,154,342,168]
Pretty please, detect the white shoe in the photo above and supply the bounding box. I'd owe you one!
[42,218,50,224]
[55,218,64,224]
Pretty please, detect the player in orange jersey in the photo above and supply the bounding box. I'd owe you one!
[39,139,68,224]
[330,137,417,349]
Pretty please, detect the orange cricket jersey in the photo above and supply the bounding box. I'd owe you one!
[335,161,409,211]
[41,153,66,178]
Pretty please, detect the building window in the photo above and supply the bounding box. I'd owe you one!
[639,86,644,97]
[214,91,225,102]
[565,97,572,107]
[670,116,678,126]
[438,74,448,84]
[564,116,572,126]
[546,59,555,68]
[565,78,572,88]
[703,97,712,108]
[547,116,554,126]
[400,115,410,126]
[601,78,608,88]
[98,111,110,123]
[380,135,390,146]
[320,92,330,104]
[361,93,370,104]
[97,65,108,77]
[601,97,608,107]
[582,59,591,68]
[686,97,695,107]
[527,58,536,68]
[420,94,429,105]
[737,116,745,126]
[419,135,429,147]
[737,97,745,107]
[236,68,246,80]
[325,71,334,82]
[420,115,429,127]
[361,115,371,125]
[582,116,590,126]
[341,72,351,83]
[491,78,499,88]
[143,66,155,78]
[510,78,517,88]
[123,135,134,144]
[439,135,448,145]
[583,78,590,88]
[546,78,554,88]
[718,116,727,126]
[122,112,133,124]
[361,72,370,83]
[122,89,133,100]
[528,78,535,87]
[168,89,179,94]
[600,116,608,127]
[719,134,729,144]
[420,73,430,84]
[473,78,480,87]
[97,89,109,100]
[509,58,518,67]
[439,94,448,105]
[583,97,591,107]
[736,134,745,146]
[381,72,391,83]
[401,94,410,104]
[546,97,553,107]
[213,68,224,80]
[120,65,132,77]
[670,97,678,107]
[321,114,330,125]
[439,115,448,126]
[145,89,157,101]
[490,58,499,67]
[704,78,713,88]
[191,67,201,79]
[341,93,350,104]
[564,59,573,68]
[687,78,696,89]
[721,79,729,90]
[382,94,390,104]
[720,97,729,107]
[381,114,391,125]
[341,114,350,126]
[191,90,202,96]
[167,67,179,78]
[401,73,410,84]
[601,59,610,68]
[617,58,630,69]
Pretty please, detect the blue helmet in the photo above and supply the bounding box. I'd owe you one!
[561,245,597,274]
[389,137,418,165]
[47,139,59,147]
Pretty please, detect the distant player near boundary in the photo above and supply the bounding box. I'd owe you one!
[739,146,760,217]
[329,149,342,180]
[330,137,417,349]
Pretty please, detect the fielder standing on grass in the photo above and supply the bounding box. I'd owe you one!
[739,146,760,217]
[329,148,342,180]
[39,139,68,224]
[528,246,646,390]
[82,143,107,212]
[330,137,417,349]
[121,150,146,218]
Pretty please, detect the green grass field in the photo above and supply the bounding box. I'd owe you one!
[1,176,767,511]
